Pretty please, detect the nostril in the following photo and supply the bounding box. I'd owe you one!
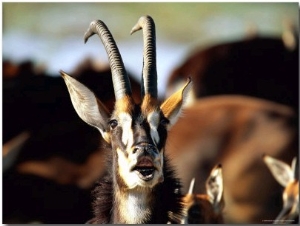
[146,145,158,153]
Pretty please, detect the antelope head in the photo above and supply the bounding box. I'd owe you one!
[182,164,224,223]
[60,15,191,190]
[263,155,299,224]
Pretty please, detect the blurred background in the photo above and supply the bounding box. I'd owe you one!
[3,2,299,96]
[2,2,299,224]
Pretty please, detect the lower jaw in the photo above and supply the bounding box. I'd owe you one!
[136,172,164,186]
[136,171,155,181]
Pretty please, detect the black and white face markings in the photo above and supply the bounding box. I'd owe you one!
[62,67,192,191]
[109,104,169,189]
[61,19,192,223]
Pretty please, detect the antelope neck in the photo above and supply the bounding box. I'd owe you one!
[113,186,153,224]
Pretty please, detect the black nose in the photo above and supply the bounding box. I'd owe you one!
[133,144,157,155]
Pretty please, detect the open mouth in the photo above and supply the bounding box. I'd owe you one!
[132,156,156,181]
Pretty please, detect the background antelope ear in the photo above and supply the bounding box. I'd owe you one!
[61,70,111,143]
[263,154,294,187]
[160,78,192,128]
[206,164,224,212]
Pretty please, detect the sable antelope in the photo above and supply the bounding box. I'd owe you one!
[166,95,297,223]
[167,31,298,110]
[181,164,224,224]
[60,15,191,224]
[263,155,299,224]
[3,61,141,222]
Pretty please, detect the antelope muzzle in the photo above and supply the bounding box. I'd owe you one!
[131,143,160,181]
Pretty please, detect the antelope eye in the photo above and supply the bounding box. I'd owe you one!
[160,118,169,126]
[109,119,118,129]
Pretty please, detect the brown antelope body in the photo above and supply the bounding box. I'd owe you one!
[167,33,298,110]
[166,95,297,223]
[164,19,298,224]
[61,15,191,224]
[263,155,299,224]
[181,164,224,224]
[3,60,142,223]
[8,60,142,190]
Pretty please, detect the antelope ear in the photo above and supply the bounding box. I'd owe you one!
[61,71,110,143]
[160,78,192,128]
[206,164,224,212]
[291,157,298,179]
[263,154,294,187]
[187,178,196,195]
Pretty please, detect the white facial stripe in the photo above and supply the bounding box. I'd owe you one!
[119,113,133,146]
[116,111,165,190]
[117,148,138,189]
[147,111,160,145]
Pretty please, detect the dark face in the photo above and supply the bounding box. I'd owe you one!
[109,97,169,189]
[61,70,192,190]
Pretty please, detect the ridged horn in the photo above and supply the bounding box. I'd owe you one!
[130,15,157,99]
[84,20,132,100]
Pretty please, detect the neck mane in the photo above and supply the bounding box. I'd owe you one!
[90,150,184,224]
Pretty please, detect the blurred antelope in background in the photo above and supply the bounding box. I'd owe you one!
[163,17,298,224]
[3,131,30,172]
[61,15,191,223]
[166,95,297,223]
[167,21,298,110]
[263,155,299,224]
[181,164,224,224]
[3,13,298,225]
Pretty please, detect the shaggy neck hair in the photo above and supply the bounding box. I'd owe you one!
[89,147,184,224]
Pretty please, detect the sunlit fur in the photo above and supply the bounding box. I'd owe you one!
[182,193,224,224]
[61,15,192,223]
[61,71,110,142]
[88,86,189,223]
[90,151,184,223]
[116,188,152,223]
[279,180,299,223]
[61,61,191,224]
[263,155,299,223]
[110,103,167,190]
[116,146,164,189]
[181,165,224,224]
[160,78,192,127]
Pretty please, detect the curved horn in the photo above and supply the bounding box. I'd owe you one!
[84,20,132,100]
[131,15,157,99]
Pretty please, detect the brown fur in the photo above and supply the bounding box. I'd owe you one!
[16,148,107,189]
[114,95,135,114]
[263,155,299,223]
[167,37,298,109]
[183,193,224,223]
[166,95,297,223]
[161,78,191,120]
[61,64,189,223]
[90,153,184,224]
[141,94,159,115]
